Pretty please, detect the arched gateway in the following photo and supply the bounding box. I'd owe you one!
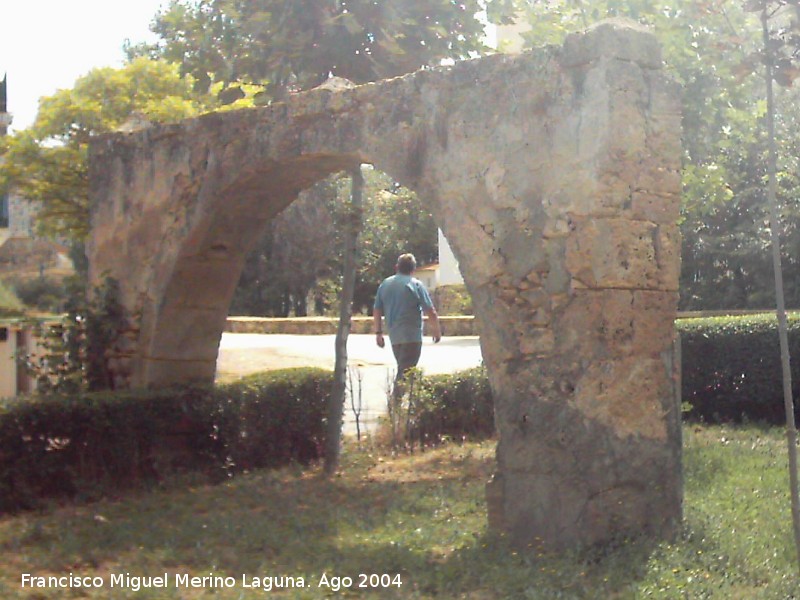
[88,21,682,550]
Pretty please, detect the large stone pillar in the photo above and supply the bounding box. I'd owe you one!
[459,22,684,549]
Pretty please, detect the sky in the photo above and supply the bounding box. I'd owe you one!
[0,2,503,133]
[1,0,167,132]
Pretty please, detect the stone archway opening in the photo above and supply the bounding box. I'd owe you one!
[88,20,683,551]
[223,162,443,323]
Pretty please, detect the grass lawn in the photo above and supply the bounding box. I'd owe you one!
[1,425,799,598]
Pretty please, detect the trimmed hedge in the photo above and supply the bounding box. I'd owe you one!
[7,310,796,512]
[0,368,332,512]
[411,366,495,443]
[407,314,800,429]
[678,313,800,423]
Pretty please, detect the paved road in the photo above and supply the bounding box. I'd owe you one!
[216,333,483,434]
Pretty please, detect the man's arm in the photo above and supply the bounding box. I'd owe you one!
[424,306,442,343]
[373,308,385,348]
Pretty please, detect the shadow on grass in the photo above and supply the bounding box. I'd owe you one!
[1,446,680,599]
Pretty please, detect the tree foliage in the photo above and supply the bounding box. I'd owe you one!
[513,0,800,310]
[230,167,438,317]
[351,169,438,313]
[230,181,339,317]
[18,277,127,393]
[130,0,494,100]
[0,58,219,241]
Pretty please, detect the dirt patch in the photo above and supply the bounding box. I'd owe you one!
[364,445,495,484]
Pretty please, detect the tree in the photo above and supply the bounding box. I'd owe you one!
[324,165,363,475]
[230,180,338,317]
[351,168,438,313]
[130,0,494,101]
[750,0,800,572]
[0,58,228,242]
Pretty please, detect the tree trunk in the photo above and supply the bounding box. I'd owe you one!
[324,165,363,476]
[293,292,307,317]
[762,7,800,573]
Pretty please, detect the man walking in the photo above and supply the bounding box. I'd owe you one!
[373,253,442,379]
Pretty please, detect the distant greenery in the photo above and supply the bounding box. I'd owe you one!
[132,0,496,100]
[0,280,25,318]
[231,168,438,317]
[0,425,797,598]
[5,276,68,314]
[18,276,128,393]
[0,58,232,242]
[434,284,473,316]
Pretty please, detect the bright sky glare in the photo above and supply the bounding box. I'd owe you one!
[1,1,167,132]
[1,3,499,133]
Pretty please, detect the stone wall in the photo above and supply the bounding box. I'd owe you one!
[88,19,682,550]
[225,315,477,336]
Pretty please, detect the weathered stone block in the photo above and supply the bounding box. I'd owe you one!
[631,191,680,224]
[572,357,671,440]
[566,218,659,289]
[556,289,635,358]
[636,165,682,196]
[633,290,679,356]
[655,224,682,291]
[519,329,556,356]
[562,19,662,69]
[647,113,683,169]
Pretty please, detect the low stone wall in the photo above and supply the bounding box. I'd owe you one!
[225,315,477,336]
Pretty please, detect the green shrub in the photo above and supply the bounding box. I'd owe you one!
[678,313,800,423]
[214,369,332,470]
[0,279,26,318]
[0,368,332,512]
[8,276,68,314]
[410,365,495,444]
[17,276,128,393]
[434,284,473,315]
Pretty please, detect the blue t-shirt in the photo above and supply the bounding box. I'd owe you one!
[374,274,434,344]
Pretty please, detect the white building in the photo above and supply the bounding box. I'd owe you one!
[0,77,53,397]
[414,230,464,293]
[438,229,463,286]
[0,319,36,398]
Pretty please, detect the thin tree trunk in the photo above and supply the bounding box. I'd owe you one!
[324,165,363,476]
[762,7,800,572]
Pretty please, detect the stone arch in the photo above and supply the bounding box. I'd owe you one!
[88,20,683,550]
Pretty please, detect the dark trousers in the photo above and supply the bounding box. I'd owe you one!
[391,342,422,380]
